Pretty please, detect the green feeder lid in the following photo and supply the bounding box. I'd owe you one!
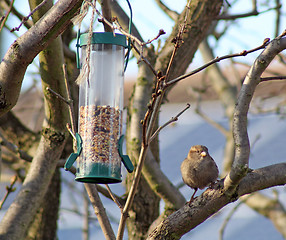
[79,32,127,48]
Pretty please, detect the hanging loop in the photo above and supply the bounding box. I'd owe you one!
[75,0,133,70]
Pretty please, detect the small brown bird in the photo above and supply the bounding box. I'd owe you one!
[180,145,218,204]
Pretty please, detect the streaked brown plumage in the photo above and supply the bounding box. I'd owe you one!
[180,145,218,204]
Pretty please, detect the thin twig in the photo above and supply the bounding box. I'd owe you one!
[0,130,33,162]
[2,0,33,29]
[100,0,113,32]
[63,64,77,135]
[164,0,191,82]
[132,42,157,76]
[66,123,76,141]
[195,104,229,137]
[105,184,123,210]
[274,0,281,37]
[154,0,179,21]
[84,1,165,62]
[260,76,286,81]
[46,87,70,105]
[165,38,271,87]
[149,103,190,143]
[0,175,17,210]
[84,183,116,240]
[47,76,77,141]
[116,2,192,239]
[0,0,15,33]
[219,195,252,240]
[217,4,281,20]
[11,0,48,32]
[144,0,192,143]
[83,189,90,240]
[144,29,166,46]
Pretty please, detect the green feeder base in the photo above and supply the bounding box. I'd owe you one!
[75,162,122,184]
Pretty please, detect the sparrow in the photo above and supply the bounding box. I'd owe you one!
[180,145,218,204]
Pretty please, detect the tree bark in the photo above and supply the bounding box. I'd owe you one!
[147,34,286,240]
[241,192,286,238]
[124,0,223,238]
[18,1,68,238]
[0,0,83,116]
[126,48,161,240]
[24,169,61,240]
[0,130,67,240]
[0,0,71,236]
[147,163,286,239]
[155,0,223,81]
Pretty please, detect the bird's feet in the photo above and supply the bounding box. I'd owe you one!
[187,195,197,207]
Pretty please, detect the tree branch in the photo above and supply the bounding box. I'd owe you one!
[240,192,286,238]
[154,0,179,21]
[224,34,286,192]
[147,163,286,239]
[217,4,282,20]
[0,0,83,116]
[0,175,17,210]
[0,0,15,33]
[0,1,70,238]
[150,103,190,143]
[100,0,113,32]
[118,1,224,238]
[0,0,33,30]
[11,0,48,32]
[166,38,270,87]
[0,130,33,162]
[84,183,116,240]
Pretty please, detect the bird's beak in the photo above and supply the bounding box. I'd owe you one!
[200,151,207,157]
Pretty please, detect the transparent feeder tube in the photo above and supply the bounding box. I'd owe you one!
[77,43,125,183]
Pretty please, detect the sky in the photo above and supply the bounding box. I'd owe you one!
[1,0,286,86]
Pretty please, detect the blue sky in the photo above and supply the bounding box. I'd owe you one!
[1,0,286,84]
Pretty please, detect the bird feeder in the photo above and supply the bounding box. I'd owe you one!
[64,32,133,183]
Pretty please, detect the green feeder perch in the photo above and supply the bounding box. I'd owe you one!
[65,32,134,183]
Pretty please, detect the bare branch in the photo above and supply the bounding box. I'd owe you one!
[217,4,282,20]
[274,0,281,37]
[144,29,166,46]
[46,87,70,105]
[0,0,84,116]
[0,130,33,162]
[132,43,157,76]
[11,0,48,32]
[1,0,33,29]
[105,184,123,210]
[195,104,229,137]
[260,76,286,82]
[224,34,286,192]
[149,103,190,143]
[240,192,286,238]
[84,183,116,240]
[166,38,271,87]
[63,64,77,135]
[148,163,286,239]
[154,0,179,21]
[0,175,17,210]
[109,0,144,42]
[0,0,15,33]
[219,196,251,240]
[100,0,113,32]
